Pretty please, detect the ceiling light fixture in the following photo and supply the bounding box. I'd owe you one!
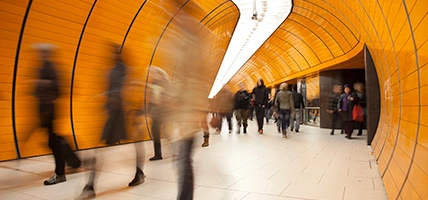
[209,0,292,98]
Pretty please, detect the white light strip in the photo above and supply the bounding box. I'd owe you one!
[209,0,292,98]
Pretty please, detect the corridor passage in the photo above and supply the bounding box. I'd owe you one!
[0,120,387,200]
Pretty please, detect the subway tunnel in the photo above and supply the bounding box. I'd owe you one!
[0,0,427,199]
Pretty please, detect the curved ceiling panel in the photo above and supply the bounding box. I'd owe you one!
[229,0,361,89]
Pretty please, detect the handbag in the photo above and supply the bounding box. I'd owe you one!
[352,104,364,122]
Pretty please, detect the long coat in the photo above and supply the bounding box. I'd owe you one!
[101,62,127,145]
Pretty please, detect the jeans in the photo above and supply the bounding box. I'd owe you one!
[265,108,271,123]
[290,109,301,131]
[279,109,291,132]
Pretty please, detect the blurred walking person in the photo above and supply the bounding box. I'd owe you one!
[147,66,171,161]
[354,82,366,136]
[31,43,81,186]
[212,85,234,133]
[234,83,251,134]
[327,85,344,135]
[163,1,213,199]
[290,85,304,133]
[77,44,145,200]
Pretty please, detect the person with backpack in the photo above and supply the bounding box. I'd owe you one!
[234,83,251,134]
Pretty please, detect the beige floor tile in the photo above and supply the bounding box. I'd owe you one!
[193,186,248,200]
[343,188,388,200]
[319,174,374,190]
[281,182,344,200]
[228,177,291,195]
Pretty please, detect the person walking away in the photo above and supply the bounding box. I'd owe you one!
[234,83,251,134]
[274,83,294,138]
[290,85,304,132]
[327,85,344,135]
[354,83,366,136]
[252,79,269,134]
[32,43,81,186]
[338,84,357,139]
[213,85,234,133]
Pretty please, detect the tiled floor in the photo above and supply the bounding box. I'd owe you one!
[0,120,388,200]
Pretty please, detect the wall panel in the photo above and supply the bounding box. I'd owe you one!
[0,0,239,158]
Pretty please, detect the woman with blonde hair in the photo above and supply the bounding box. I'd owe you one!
[274,83,294,138]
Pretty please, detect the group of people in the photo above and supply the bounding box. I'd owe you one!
[327,83,366,139]
[210,79,306,139]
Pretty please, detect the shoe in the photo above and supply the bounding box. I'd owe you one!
[201,137,209,147]
[290,128,293,132]
[357,132,362,136]
[340,130,344,134]
[149,156,163,161]
[282,130,288,138]
[44,174,66,185]
[295,130,299,133]
[330,132,334,135]
[229,130,232,133]
[67,160,81,169]
[277,127,281,133]
[129,168,145,186]
[243,127,247,134]
[76,185,95,200]
[259,130,263,134]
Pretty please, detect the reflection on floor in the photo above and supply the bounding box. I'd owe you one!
[0,120,387,200]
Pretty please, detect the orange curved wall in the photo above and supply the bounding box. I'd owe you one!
[1,0,428,199]
[0,0,239,159]
[228,0,428,199]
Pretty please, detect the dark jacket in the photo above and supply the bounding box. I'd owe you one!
[35,60,59,105]
[234,90,251,110]
[328,92,341,112]
[291,91,305,109]
[338,92,357,121]
[252,86,269,106]
[102,61,127,145]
